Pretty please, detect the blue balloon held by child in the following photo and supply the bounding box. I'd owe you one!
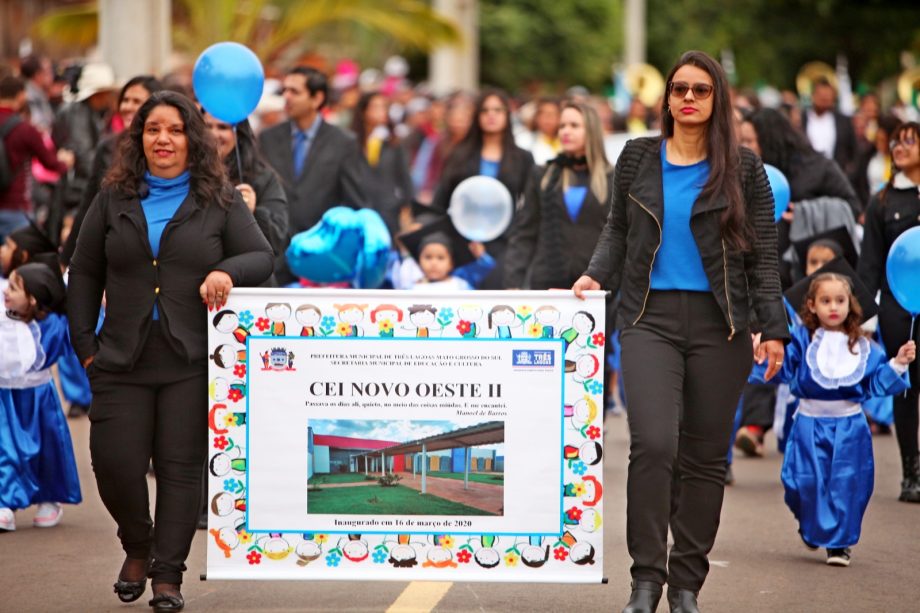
[192,42,264,124]
[763,163,791,222]
[886,226,920,316]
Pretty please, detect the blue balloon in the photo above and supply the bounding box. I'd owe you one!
[354,209,392,289]
[193,42,264,124]
[286,207,363,283]
[886,226,920,315]
[763,163,791,222]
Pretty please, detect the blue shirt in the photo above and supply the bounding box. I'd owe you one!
[141,170,190,318]
[479,158,500,178]
[564,186,588,222]
[650,142,711,292]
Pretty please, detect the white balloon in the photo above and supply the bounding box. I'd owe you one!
[448,176,513,242]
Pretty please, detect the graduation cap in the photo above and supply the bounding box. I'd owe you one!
[8,219,56,256]
[14,261,67,314]
[397,214,475,269]
[792,226,858,276]
[784,256,878,323]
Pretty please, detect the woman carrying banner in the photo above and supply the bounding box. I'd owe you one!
[573,51,788,613]
[68,91,273,612]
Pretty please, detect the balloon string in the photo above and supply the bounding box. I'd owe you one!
[233,125,243,184]
[906,315,917,399]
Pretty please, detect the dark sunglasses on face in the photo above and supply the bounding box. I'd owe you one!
[669,81,714,100]
[890,136,918,151]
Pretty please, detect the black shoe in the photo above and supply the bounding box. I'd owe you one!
[113,557,148,603]
[667,586,700,613]
[623,580,662,613]
[67,403,89,418]
[149,584,184,612]
[826,547,851,567]
[899,456,920,503]
[724,464,734,486]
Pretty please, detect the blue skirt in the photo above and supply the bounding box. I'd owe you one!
[1,384,82,508]
[781,412,873,549]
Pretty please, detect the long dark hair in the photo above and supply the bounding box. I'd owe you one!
[879,121,918,204]
[661,50,747,249]
[117,75,162,106]
[104,91,234,208]
[351,91,394,149]
[224,119,270,184]
[445,88,518,180]
[799,272,864,353]
[746,108,814,177]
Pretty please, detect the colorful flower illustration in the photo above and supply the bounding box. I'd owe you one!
[246,551,262,565]
[228,389,243,403]
[222,413,239,428]
[571,461,587,476]
[440,536,455,549]
[372,549,388,564]
[456,320,472,335]
[238,530,253,545]
[527,323,542,337]
[315,534,329,544]
[238,310,254,327]
[213,436,229,451]
[378,319,394,334]
[553,546,569,561]
[336,322,352,336]
[457,549,472,564]
[436,307,455,328]
[233,364,246,378]
[223,478,240,493]
[586,425,601,440]
[566,507,583,521]
[504,552,519,567]
[325,552,341,567]
[585,379,604,395]
[591,332,605,347]
[320,316,336,336]
[254,317,270,332]
[572,482,587,497]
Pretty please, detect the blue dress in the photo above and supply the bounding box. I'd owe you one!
[753,325,909,548]
[0,312,82,509]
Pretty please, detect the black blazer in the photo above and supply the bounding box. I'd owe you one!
[61,133,118,264]
[801,110,858,179]
[505,164,613,289]
[366,140,414,238]
[258,119,370,283]
[68,188,273,371]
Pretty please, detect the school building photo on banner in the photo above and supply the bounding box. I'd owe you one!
[307,419,505,516]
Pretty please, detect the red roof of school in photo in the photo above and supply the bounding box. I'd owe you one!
[313,434,399,450]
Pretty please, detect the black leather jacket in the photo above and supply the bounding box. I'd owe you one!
[584,137,789,342]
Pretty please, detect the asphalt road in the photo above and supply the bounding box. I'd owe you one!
[3,411,919,612]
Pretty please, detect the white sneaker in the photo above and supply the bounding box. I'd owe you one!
[33,503,63,528]
[0,508,15,532]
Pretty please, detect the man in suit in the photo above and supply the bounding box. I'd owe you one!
[259,66,369,284]
[801,78,858,181]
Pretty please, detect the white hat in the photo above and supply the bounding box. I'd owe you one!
[75,63,117,102]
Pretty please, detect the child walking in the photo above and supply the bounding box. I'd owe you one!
[0,262,81,531]
[754,271,915,566]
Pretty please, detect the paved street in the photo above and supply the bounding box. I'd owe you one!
[2,412,919,612]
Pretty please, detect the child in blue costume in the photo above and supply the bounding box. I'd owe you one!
[0,262,81,532]
[752,271,915,567]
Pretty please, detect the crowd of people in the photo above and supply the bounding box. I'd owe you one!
[0,49,919,613]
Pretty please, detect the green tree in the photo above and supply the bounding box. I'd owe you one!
[479,0,623,93]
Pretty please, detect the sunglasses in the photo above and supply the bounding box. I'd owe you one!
[669,81,714,100]
[890,136,918,151]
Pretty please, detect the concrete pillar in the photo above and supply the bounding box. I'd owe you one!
[624,0,646,66]
[421,444,428,494]
[464,447,471,491]
[429,0,479,95]
[99,0,171,79]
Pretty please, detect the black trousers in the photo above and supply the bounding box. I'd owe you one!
[620,291,753,591]
[88,322,207,585]
[879,292,920,458]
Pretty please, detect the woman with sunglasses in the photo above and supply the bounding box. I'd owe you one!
[858,121,920,504]
[573,51,788,613]
[430,88,534,288]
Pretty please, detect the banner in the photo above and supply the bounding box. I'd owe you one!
[206,289,606,582]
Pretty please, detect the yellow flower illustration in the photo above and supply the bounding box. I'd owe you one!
[222,413,238,428]
[336,322,352,336]
[315,534,329,543]
[517,305,533,317]
[572,483,587,497]
[527,323,542,337]
[504,552,519,567]
[238,530,253,544]
[379,319,394,333]
[441,536,455,549]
